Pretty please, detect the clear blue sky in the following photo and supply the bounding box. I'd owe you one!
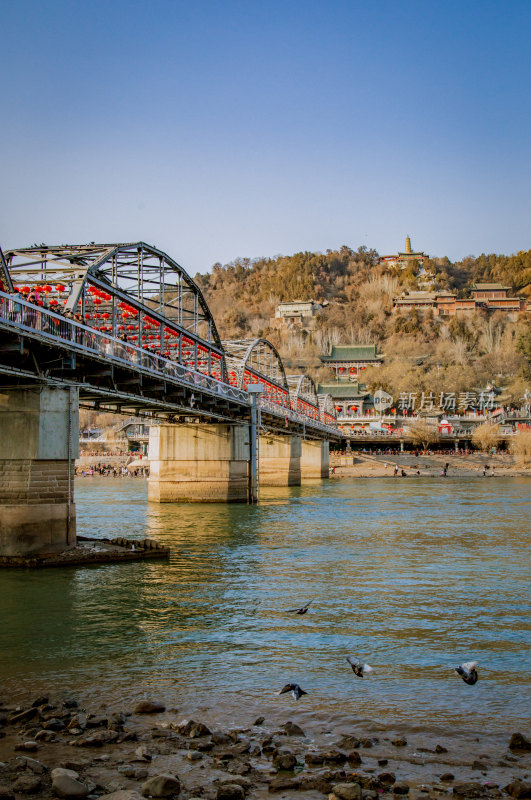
[1,0,530,273]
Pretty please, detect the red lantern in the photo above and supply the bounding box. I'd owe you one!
[34,286,43,293]
[22,286,31,293]
[50,299,58,306]
[127,324,134,331]
[84,313,91,319]
[55,284,66,292]
[102,312,110,319]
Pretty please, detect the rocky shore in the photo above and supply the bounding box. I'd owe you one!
[0,695,529,800]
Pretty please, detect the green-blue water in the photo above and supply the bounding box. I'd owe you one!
[1,477,529,734]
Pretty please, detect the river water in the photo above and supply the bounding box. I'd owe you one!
[1,476,529,737]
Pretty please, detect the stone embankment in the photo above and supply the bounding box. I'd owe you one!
[0,695,529,800]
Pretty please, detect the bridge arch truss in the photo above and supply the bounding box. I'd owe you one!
[317,393,338,427]
[222,338,290,408]
[4,242,228,382]
[287,374,320,421]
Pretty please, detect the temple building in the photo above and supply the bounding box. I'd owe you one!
[393,284,525,319]
[316,379,373,418]
[319,344,383,379]
[379,235,429,270]
[275,300,325,327]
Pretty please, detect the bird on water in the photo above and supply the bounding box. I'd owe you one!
[286,599,314,615]
[278,683,307,700]
[455,661,479,684]
[346,656,374,677]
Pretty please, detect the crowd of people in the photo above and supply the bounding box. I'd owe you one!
[76,463,149,478]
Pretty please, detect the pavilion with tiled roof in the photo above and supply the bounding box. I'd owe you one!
[319,344,383,379]
[316,380,373,417]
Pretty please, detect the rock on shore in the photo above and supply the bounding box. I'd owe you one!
[0,694,529,800]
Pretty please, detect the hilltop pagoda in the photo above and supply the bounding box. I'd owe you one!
[379,235,428,269]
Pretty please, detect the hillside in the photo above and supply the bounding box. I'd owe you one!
[195,246,531,400]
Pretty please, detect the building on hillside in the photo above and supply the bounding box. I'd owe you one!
[472,283,511,300]
[393,291,439,313]
[471,283,523,315]
[316,380,373,418]
[319,344,383,379]
[379,235,429,270]
[393,286,525,319]
[275,300,325,326]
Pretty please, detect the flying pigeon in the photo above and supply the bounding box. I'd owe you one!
[346,656,374,677]
[286,599,314,615]
[455,661,479,685]
[278,683,307,700]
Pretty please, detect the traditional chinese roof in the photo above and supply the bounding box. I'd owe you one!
[395,291,436,300]
[474,384,502,395]
[473,283,510,291]
[316,381,370,399]
[320,344,381,362]
[278,299,316,307]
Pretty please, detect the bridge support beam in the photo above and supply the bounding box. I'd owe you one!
[300,439,330,480]
[0,387,78,557]
[259,434,301,486]
[148,423,249,502]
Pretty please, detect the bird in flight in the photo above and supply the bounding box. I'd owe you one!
[346,656,374,677]
[455,661,479,685]
[278,683,307,700]
[286,599,314,615]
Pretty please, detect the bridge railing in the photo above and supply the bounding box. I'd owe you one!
[0,292,339,434]
[259,396,339,437]
[0,291,248,405]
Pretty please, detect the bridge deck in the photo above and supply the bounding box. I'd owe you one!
[0,291,338,440]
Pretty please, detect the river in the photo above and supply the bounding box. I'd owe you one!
[1,476,529,737]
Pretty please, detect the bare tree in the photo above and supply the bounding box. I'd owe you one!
[510,429,531,465]
[471,423,501,452]
[481,318,503,354]
[405,420,440,449]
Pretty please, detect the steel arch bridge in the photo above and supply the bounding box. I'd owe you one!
[0,242,339,439]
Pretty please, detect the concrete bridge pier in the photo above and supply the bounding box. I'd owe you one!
[0,387,78,557]
[300,439,330,480]
[259,434,301,486]
[148,423,250,502]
